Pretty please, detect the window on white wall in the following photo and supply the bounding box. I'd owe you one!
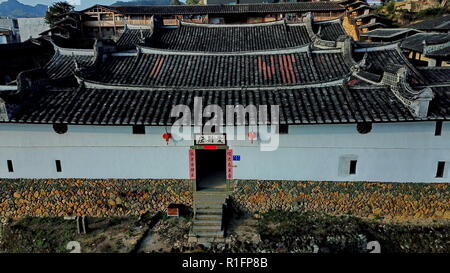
[55,160,62,173]
[338,155,358,177]
[436,161,446,178]
[349,160,357,175]
[435,121,443,136]
[279,125,289,134]
[132,125,146,134]
[7,160,13,172]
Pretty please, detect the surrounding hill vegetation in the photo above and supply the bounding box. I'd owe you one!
[375,1,449,26]
[44,1,74,26]
[0,0,47,18]
[112,0,171,5]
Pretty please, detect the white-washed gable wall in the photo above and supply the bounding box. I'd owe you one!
[0,122,449,182]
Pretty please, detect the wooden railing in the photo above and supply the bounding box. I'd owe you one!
[84,19,152,28]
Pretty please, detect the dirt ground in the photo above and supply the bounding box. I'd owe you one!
[1,211,450,253]
[0,216,146,253]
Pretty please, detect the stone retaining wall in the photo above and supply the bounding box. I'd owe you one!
[0,179,192,218]
[1,179,450,221]
[230,180,450,221]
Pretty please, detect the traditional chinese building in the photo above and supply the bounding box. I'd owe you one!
[408,15,450,33]
[50,2,346,39]
[0,10,449,240]
[401,33,450,67]
[360,28,421,43]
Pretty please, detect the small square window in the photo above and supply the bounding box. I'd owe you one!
[55,160,62,173]
[349,160,357,175]
[435,121,443,136]
[279,125,289,134]
[132,125,145,134]
[436,161,446,178]
[7,160,13,172]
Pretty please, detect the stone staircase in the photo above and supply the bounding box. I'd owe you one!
[189,191,228,243]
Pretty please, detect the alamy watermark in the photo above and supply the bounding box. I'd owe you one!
[170,97,281,151]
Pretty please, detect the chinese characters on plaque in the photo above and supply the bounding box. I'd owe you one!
[194,134,226,145]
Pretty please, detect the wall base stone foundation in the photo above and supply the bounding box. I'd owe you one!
[0,179,449,221]
[0,179,192,218]
[230,180,450,221]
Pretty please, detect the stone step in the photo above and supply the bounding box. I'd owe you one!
[195,202,224,209]
[191,191,228,243]
[193,219,222,226]
[196,208,222,215]
[194,196,227,203]
[193,225,222,233]
[194,190,229,196]
[194,196,226,202]
[192,230,224,238]
[195,214,222,221]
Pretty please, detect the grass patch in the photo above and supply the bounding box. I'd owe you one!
[1,217,76,253]
[256,211,450,253]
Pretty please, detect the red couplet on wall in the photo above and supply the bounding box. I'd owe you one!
[226,149,233,180]
[189,149,196,179]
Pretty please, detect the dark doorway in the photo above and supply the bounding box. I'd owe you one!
[196,149,226,191]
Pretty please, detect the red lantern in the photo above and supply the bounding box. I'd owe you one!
[162,132,171,144]
[247,131,256,144]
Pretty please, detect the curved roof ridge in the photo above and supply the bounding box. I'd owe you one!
[354,42,399,52]
[393,44,426,83]
[137,44,313,56]
[78,77,346,91]
[125,24,153,30]
[313,17,342,25]
[49,40,95,56]
[418,66,450,70]
[179,19,286,28]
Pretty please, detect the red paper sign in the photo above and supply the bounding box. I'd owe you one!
[188,149,196,179]
[204,145,217,150]
[167,208,179,217]
[226,149,233,180]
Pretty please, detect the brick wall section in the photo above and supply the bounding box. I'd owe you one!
[1,179,450,221]
[0,179,192,218]
[342,16,359,40]
[230,180,450,221]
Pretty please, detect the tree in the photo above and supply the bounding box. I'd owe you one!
[170,0,182,5]
[45,1,75,27]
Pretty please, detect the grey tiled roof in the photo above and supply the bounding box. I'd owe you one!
[45,51,95,80]
[0,39,54,85]
[418,67,450,85]
[315,21,346,41]
[427,46,450,57]
[80,50,351,88]
[350,5,374,12]
[116,28,153,49]
[6,85,433,125]
[358,22,387,29]
[360,28,418,38]
[408,15,450,31]
[147,21,311,52]
[354,13,379,20]
[401,33,450,54]
[355,47,424,85]
[107,2,345,15]
[429,86,450,119]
